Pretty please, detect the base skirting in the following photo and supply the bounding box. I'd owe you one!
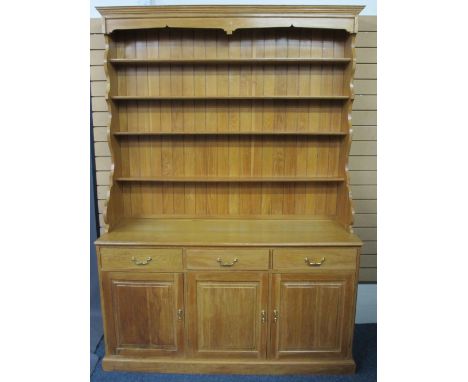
[102,356,356,374]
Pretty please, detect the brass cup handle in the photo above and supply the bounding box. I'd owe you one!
[217,257,239,267]
[304,257,326,267]
[131,256,152,266]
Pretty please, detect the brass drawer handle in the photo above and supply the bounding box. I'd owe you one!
[131,256,152,266]
[217,257,239,267]
[304,257,326,267]
[261,310,266,323]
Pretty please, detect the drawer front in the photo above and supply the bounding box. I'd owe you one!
[273,248,357,271]
[186,249,270,270]
[100,248,183,271]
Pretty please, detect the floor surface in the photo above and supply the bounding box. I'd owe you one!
[91,324,376,382]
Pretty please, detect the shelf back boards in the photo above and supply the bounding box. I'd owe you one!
[103,23,356,230]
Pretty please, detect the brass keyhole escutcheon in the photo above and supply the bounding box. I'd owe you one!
[177,309,184,321]
[273,309,279,323]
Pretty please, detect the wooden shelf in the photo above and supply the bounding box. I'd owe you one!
[111,95,350,101]
[109,58,351,65]
[100,11,357,231]
[116,177,344,183]
[97,218,362,247]
[109,58,352,65]
[113,131,347,137]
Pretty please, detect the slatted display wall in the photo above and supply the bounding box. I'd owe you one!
[90,16,377,282]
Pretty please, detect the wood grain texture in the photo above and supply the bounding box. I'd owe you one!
[186,249,270,270]
[102,356,355,374]
[273,248,357,271]
[93,8,373,373]
[102,27,355,225]
[187,271,269,358]
[270,272,355,359]
[91,15,378,282]
[96,218,361,247]
[98,5,364,34]
[100,272,184,357]
[118,136,343,177]
[336,34,356,231]
[100,247,183,271]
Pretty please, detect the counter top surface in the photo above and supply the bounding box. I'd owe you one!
[96,218,362,247]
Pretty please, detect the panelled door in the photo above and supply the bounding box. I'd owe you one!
[270,272,355,359]
[187,272,269,359]
[101,272,184,357]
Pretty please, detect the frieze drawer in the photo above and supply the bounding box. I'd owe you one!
[273,248,357,271]
[186,249,270,270]
[100,248,183,271]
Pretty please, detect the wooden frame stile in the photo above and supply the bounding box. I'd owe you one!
[103,35,122,232]
[95,5,365,375]
[96,247,111,356]
[336,33,357,232]
[349,245,362,358]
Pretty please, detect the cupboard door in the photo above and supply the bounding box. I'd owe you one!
[101,272,184,357]
[270,272,355,359]
[187,272,268,359]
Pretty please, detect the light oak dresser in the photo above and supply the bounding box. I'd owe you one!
[95,5,364,374]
